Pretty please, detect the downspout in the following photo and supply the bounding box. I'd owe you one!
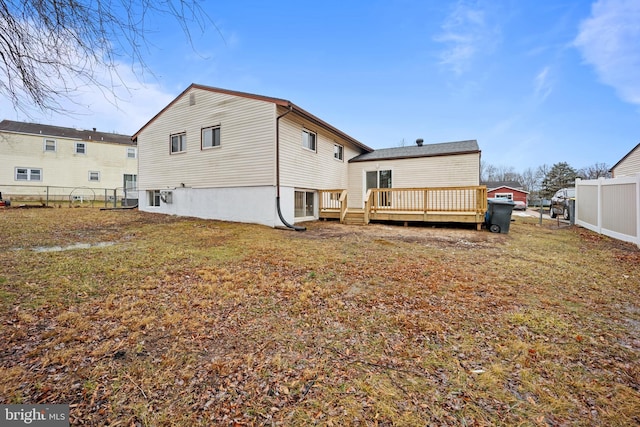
[276,106,306,231]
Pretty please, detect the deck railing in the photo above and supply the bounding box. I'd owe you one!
[367,186,488,213]
[319,186,487,225]
[318,189,348,222]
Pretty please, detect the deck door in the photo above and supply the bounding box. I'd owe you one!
[366,170,392,206]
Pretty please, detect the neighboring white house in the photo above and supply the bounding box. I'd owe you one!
[0,120,137,203]
[133,84,482,228]
[611,142,640,177]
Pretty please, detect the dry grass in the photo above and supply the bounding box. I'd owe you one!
[0,207,638,426]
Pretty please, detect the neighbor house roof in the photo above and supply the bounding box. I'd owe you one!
[0,119,134,146]
[610,142,640,172]
[348,140,479,162]
[482,181,524,190]
[132,84,373,153]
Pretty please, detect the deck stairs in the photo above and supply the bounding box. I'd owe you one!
[343,209,366,225]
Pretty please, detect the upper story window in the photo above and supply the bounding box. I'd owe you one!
[127,147,137,158]
[16,167,42,181]
[334,144,344,161]
[171,133,186,153]
[88,171,100,182]
[302,129,316,152]
[202,126,221,149]
[44,138,56,152]
[75,142,86,154]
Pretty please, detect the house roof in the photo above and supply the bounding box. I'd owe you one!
[610,142,640,172]
[485,185,529,194]
[0,119,134,146]
[132,84,373,153]
[348,140,480,163]
[482,181,524,190]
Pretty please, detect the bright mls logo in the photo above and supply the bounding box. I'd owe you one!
[1,405,69,426]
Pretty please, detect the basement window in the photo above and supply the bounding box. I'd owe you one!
[148,190,161,207]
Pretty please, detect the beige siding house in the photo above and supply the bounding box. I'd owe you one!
[133,84,371,228]
[611,142,640,177]
[0,120,137,202]
[134,84,482,228]
[347,141,481,209]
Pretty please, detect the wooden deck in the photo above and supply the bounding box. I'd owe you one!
[319,186,487,229]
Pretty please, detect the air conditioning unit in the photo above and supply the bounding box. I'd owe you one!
[160,190,173,204]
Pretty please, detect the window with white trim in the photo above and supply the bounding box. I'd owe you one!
[334,144,343,161]
[148,190,161,207]
[127,147,137,158]
[89,171,100,182]
[495,193,513,200]
[75,142,86,154]
[302,129,316,152]
[44,138,56,152]
[16,167,42,181]
[202,126,221,149]
[171,133,186,153]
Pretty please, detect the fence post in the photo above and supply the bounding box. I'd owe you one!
[636,174,640,248]
[113,189,117,208]
[46,186,49,207]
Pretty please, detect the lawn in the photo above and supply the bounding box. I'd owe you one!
[0,208,638,426]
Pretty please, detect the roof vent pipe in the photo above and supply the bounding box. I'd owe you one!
[416,138,424,147]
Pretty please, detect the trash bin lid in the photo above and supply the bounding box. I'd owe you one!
[487,198,516,205]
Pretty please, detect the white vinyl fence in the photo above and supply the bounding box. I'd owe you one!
[575,175,640,247]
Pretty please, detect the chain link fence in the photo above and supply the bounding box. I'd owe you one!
[0,184,138,208]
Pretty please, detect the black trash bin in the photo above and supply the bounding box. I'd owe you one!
[486,198,516,233]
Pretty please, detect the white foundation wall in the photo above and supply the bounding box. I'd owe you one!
[139,186,300,228]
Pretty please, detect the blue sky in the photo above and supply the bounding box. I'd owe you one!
[2,0,639,173]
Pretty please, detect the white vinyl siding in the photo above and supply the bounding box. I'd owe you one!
[137,88,275,190]
[347,153,481,208]
[278,111,361,190]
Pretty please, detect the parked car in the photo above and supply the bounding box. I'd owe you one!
[512,200,527,210]
[549,187,575,220]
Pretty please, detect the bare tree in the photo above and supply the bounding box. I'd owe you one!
[0,0,216,114]
[520,167,538,193]
[481,163,521,183]
[578,162,611,179]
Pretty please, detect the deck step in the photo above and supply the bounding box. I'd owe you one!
[343,209,366,225]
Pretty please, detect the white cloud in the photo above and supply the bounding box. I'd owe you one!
[574,0,640,105]
[534,66,553,102]
[434,1,500,75]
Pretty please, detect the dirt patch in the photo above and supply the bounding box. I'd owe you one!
[297,220,505,248]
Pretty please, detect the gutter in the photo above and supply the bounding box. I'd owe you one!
[275,106,306,231]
